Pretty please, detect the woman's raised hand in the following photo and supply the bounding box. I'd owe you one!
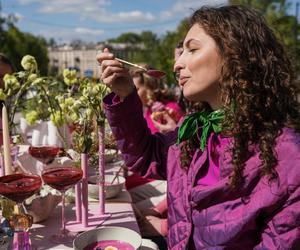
[97,48,135,100]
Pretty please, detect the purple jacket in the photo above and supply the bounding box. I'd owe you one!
[104,91,300,250]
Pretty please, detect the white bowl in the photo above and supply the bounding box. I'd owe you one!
[88,175,125,199]
[73,226,142,250]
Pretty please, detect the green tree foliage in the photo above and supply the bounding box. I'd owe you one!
[229,0,300,75]
[108,32,142,44]
[107,19,189,84]
[153,19,189,84]
[0,16,49,74]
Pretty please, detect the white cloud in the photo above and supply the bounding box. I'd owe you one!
[18,0,110,6]
[160,0,228,21]
[17,0,227,26]
[14,0,228,42]
[0,12,23,21]
[90,10,155,23]
[37,27,105,43]
[75,27,104,36]
[14,12,24,21]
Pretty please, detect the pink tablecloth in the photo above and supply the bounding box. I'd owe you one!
[30,198,158,250]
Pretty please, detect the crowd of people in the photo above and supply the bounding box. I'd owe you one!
[1,3,300,250]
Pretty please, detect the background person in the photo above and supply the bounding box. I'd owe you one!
[0,53,14,146]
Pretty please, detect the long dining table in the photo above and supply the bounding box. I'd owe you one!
[30,194,157,249]
[26,157,158,250]
[0,147,159,250]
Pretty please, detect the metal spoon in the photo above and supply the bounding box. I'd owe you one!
[115,57,166,79]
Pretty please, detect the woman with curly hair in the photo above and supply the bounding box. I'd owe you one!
[97,5,300,249]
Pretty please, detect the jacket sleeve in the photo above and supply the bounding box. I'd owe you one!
[254,185,300,249]
[103,91,177,180]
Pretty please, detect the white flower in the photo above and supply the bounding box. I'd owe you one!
[0,89,7,101]
[63,69,77,86]
[21,55,37,71]
[28,73,38,82]
[50,111,64,127]
[31,77,44,86]
[4,74,20,92]
[25,110,39,125]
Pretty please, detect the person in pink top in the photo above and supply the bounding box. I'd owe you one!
[130,65,184,134]
[138,42,186,240]
[128,64,183,244]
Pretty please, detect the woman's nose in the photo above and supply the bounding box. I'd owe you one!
[173,57,184,74]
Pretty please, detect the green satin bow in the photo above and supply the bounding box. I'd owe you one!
[177,109,224,151]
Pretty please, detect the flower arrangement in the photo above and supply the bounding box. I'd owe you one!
[2,55,109,153]
[1,55,110,214]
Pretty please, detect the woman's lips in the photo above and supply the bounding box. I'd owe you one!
[179,77,189,87]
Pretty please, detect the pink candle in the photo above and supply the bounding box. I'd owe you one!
[81,153,88,227]
[75,182,82,222]
[98,125,105,215]
[2,105,12,175]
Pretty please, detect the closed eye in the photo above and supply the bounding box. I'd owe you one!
[188,48,197,54]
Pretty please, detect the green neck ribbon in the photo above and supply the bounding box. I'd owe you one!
[177,109,224,151]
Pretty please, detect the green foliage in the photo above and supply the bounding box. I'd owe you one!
[108,19,189,84]
[229,0,300,74]
[108,32,142,44]
[0,17,49,75]
[3,55,109,153]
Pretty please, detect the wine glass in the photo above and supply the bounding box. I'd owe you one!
[0,173,42,249]
[41,166,83,243]
[28,145,60,167]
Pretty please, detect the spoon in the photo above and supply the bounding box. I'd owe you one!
[115,57,166,79]
[110,164,124,185]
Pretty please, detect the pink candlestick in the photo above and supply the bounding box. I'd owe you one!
[98,125,105,215]
[75,182,82,222]
[13,232,31,250]
[81,153,88,227]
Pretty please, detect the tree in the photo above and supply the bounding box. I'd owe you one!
[108,32,142,44]
[153,19,189,84]
[1,26,49,74]
[229,0,300,75]
[0,13,49,75]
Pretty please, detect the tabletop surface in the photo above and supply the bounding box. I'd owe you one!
[31,201,140,250]
[0,151,159,249]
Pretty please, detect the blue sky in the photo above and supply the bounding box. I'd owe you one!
[1,0,299,43]
[1,0,228,43]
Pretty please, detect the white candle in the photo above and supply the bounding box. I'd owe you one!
[2,105,12,175]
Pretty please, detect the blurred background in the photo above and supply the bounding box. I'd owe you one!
[0,0,299,85]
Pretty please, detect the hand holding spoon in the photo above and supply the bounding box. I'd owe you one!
[115,57,166,79]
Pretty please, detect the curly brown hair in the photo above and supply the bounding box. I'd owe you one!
[181,5,300,187]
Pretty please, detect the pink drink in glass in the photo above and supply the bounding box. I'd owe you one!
[41,166,83,243]
[0,173,42,249]
[0,174,42,203]
[28,145,60,164]
[42,167,83,191]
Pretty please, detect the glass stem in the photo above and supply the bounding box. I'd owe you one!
[61,191,66,233]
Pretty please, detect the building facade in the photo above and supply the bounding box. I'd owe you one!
[48,43,144,78]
